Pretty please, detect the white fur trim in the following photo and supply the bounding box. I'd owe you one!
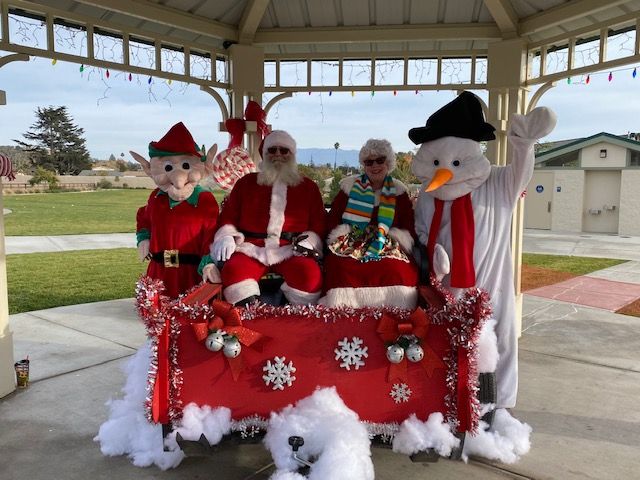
[388,227,414,253]
[266,180,287,250]
[223,279,260,305]
[236,243,294,266]
[339,175,407,195]
[300,230,322,254]
[214,224,245,244]
[319,285,417,309]
[477,318,499,373]
[281,282,321,305]
[327,224,351,244]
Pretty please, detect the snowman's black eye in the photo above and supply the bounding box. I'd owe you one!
[434,159,440,166]
[182,162,191,170]
[453,159,461,167]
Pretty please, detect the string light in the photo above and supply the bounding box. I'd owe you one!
[393,90,397,96]
[634,67,637,78]
[79,64,84,72]
[106,69,110,78]
[148,76,152,84]
[351,91,355,97]
[567,77,571,84]
[586,74,590,84]
[608,72,613,81]
[329,91,332,96]
[51,58,57,65]
[371,90,375,97]
[128,73,132,81]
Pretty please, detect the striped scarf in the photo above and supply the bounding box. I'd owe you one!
[343,174,396,260]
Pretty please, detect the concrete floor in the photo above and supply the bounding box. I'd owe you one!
[1,295,639,479]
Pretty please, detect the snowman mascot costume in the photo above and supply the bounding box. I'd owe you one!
[409,91,556,411]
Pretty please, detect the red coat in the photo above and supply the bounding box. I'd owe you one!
[215,173,326,265]
[137,187,218,298]
[321,176,418,309]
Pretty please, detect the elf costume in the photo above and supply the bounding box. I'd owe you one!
[135,122,220,298]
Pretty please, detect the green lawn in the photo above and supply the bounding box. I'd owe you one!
[7,248,147,314]
[522,253,626,275]
[2,189,226,235]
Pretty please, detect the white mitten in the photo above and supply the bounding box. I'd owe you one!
[202,263,221,283]
[293,237,314,257]
[210,235,236,262]
[508,107,557,143]
[433,243,450,282]
[137,239,150,261]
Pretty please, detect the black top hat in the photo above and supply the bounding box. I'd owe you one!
[408,91,496,145]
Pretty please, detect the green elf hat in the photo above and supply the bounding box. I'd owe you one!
[148,122,206,161]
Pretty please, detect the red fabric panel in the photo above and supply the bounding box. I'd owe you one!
[175,313,451,424]
[450,193,475,288]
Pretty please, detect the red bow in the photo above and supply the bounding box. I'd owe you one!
[225,101,270,150]
[191,299,265,381]
[377,308,445,382]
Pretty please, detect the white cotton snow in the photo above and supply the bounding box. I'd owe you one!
[476,318,499,373]
[94,342,185,470]
[167,403,232,446]
[269,471,307,480]
[462,408,532,464]
[264,387,374,480]
[392,412,460,457]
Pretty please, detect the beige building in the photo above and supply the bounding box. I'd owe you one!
[525,133,640,236]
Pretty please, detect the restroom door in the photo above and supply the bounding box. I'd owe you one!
[583,170,620,233]
[524,171,553,229]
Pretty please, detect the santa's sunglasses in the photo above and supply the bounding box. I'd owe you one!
[363,156,386,167]
[267,146,290,155]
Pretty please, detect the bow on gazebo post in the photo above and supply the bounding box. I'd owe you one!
[225,100,270,153]
[0,154,16,181]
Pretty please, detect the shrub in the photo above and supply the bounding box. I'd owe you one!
[28,167,59,189]
[96,179,113,189]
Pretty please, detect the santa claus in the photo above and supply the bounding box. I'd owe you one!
[211,130,326,305]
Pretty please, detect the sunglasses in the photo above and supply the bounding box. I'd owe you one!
[267,146,290,155]
[363,156,386,167]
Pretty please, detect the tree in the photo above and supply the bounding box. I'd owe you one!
[393,152,420,185]
[327,169,344,203]
[28,166,59,189]
[333,142,340,170]
[15,106,92,175]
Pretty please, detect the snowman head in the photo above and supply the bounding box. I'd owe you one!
[408,91,495,201]
[412,136,491,201]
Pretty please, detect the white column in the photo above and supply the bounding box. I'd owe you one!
[227,44,265,165]
[487,38,529,337]
[0,175,16,397]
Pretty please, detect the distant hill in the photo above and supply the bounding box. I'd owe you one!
[297,148,360,167]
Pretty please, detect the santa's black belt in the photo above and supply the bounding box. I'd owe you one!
[239,230,302,242]
[150,251,200,268]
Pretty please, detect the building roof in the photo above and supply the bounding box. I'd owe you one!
[535,132,640,164]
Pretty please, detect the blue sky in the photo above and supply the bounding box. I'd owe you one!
[1,56,640,160]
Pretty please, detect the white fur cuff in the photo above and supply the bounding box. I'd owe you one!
[214,224,245,244]
[223,279,260,305]
[281,282,321,305]
[327,224,351,244]
[319,285,417,310]
[388,227,414,253]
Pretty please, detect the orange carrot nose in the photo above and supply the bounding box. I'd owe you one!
[425,168,454,192]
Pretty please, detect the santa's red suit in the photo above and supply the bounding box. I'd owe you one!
[215,172,326,304]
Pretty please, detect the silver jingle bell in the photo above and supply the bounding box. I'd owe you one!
[223,337,242,358]
[205,331,225,352]
[406,343,424,363]
[386,344,405,364]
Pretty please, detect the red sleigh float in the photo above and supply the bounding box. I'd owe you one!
[135,276,493,458]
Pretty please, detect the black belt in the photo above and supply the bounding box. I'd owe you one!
[240,230,302,242]
[150,250,200,268]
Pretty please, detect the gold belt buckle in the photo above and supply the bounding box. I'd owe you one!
[164,250,179,268]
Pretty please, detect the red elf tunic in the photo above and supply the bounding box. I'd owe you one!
[136,186,219,298]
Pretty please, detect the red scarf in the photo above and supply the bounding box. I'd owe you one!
[426,193,476,288]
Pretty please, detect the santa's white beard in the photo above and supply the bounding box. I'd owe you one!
[258,157,302,186]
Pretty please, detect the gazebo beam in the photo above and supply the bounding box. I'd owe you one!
[253,23,502,44]
[484,0,519,38]
[520,0,630,35]
[238,0,270,44]
[72,0,238,41]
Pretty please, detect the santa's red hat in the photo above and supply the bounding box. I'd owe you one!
[261,130,297,158]
[148,122,203,160]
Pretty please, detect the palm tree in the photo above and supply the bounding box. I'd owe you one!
[333,142,340,170]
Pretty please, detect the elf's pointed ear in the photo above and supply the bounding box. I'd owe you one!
[130,151,151,176]
[204,144,218,174]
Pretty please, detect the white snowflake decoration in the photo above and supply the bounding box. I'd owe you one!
[262,356,297,390]
[390,383,412,404]
[334,336,368,371]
